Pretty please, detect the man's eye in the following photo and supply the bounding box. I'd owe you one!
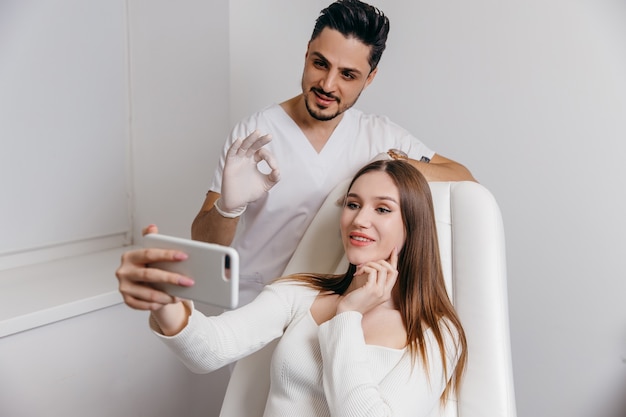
[314,60,327,68]
[342,72,355,80]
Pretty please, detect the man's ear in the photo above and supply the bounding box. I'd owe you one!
[364,67,378,89]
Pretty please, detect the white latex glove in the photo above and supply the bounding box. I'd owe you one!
[218,130,281,215]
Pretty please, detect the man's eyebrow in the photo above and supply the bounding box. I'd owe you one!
[310,51,329,63]
[310,52,363,76]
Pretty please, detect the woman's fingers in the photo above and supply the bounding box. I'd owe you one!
[388,247,398,270]
[355,266,384,296]
[141,224,159,236]
[119,280,176,311]
[119,246,188,269]
[355,258,398,297]
[115,248,193,311]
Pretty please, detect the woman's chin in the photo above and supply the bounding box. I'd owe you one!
[346,253,376,266]
[346,255,363,266]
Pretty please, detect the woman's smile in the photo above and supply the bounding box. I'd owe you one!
[349,231,375,246]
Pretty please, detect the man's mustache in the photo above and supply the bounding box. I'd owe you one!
[311,87,339,102]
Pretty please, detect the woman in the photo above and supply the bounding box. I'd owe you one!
[116,160,467,416]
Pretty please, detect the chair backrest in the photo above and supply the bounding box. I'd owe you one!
[219,181,517,417]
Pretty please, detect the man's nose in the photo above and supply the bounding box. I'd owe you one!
[320,71,338,93]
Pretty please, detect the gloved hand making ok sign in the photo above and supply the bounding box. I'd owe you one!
[214,130,281,218]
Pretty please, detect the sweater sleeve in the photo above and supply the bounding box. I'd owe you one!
[150,281,314,373]
[318,312,460,417]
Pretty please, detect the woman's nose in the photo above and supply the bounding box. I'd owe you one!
[352,209,371,227]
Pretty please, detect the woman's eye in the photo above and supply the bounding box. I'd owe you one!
[376,207,392,214]
[346,202,359,209]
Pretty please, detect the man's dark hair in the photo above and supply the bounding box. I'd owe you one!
[310,0,390,72]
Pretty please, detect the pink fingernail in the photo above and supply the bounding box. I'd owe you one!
[178,276,195,286]
[173,253,188,261]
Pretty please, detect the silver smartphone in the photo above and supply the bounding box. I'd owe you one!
[142,233,239,309]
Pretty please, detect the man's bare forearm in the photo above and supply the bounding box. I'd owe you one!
[408,154,477,182]
[191,192,240,245]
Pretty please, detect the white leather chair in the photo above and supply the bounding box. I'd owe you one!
[220,180,517,417]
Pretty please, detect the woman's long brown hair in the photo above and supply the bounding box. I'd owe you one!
[284,160,467,404]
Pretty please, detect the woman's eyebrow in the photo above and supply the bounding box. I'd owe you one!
[346,192,398,204]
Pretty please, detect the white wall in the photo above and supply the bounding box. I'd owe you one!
[130,0,231,239]
[0,0,131,264]
[1,1,231,416]
[0,304,230,417]
[3,1,625,417]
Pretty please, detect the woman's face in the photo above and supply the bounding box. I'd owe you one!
[340,171,406,266]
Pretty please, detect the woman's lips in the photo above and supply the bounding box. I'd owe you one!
[349,232,375,247]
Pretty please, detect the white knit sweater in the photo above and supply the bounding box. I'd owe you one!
[151,281,459,417]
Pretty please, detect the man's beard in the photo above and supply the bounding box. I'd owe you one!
[303,87,361,121]
[304,95,340,121]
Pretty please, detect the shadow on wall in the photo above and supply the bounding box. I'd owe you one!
[597,373,626,417]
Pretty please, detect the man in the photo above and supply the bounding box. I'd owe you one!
[192,0,475,305]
